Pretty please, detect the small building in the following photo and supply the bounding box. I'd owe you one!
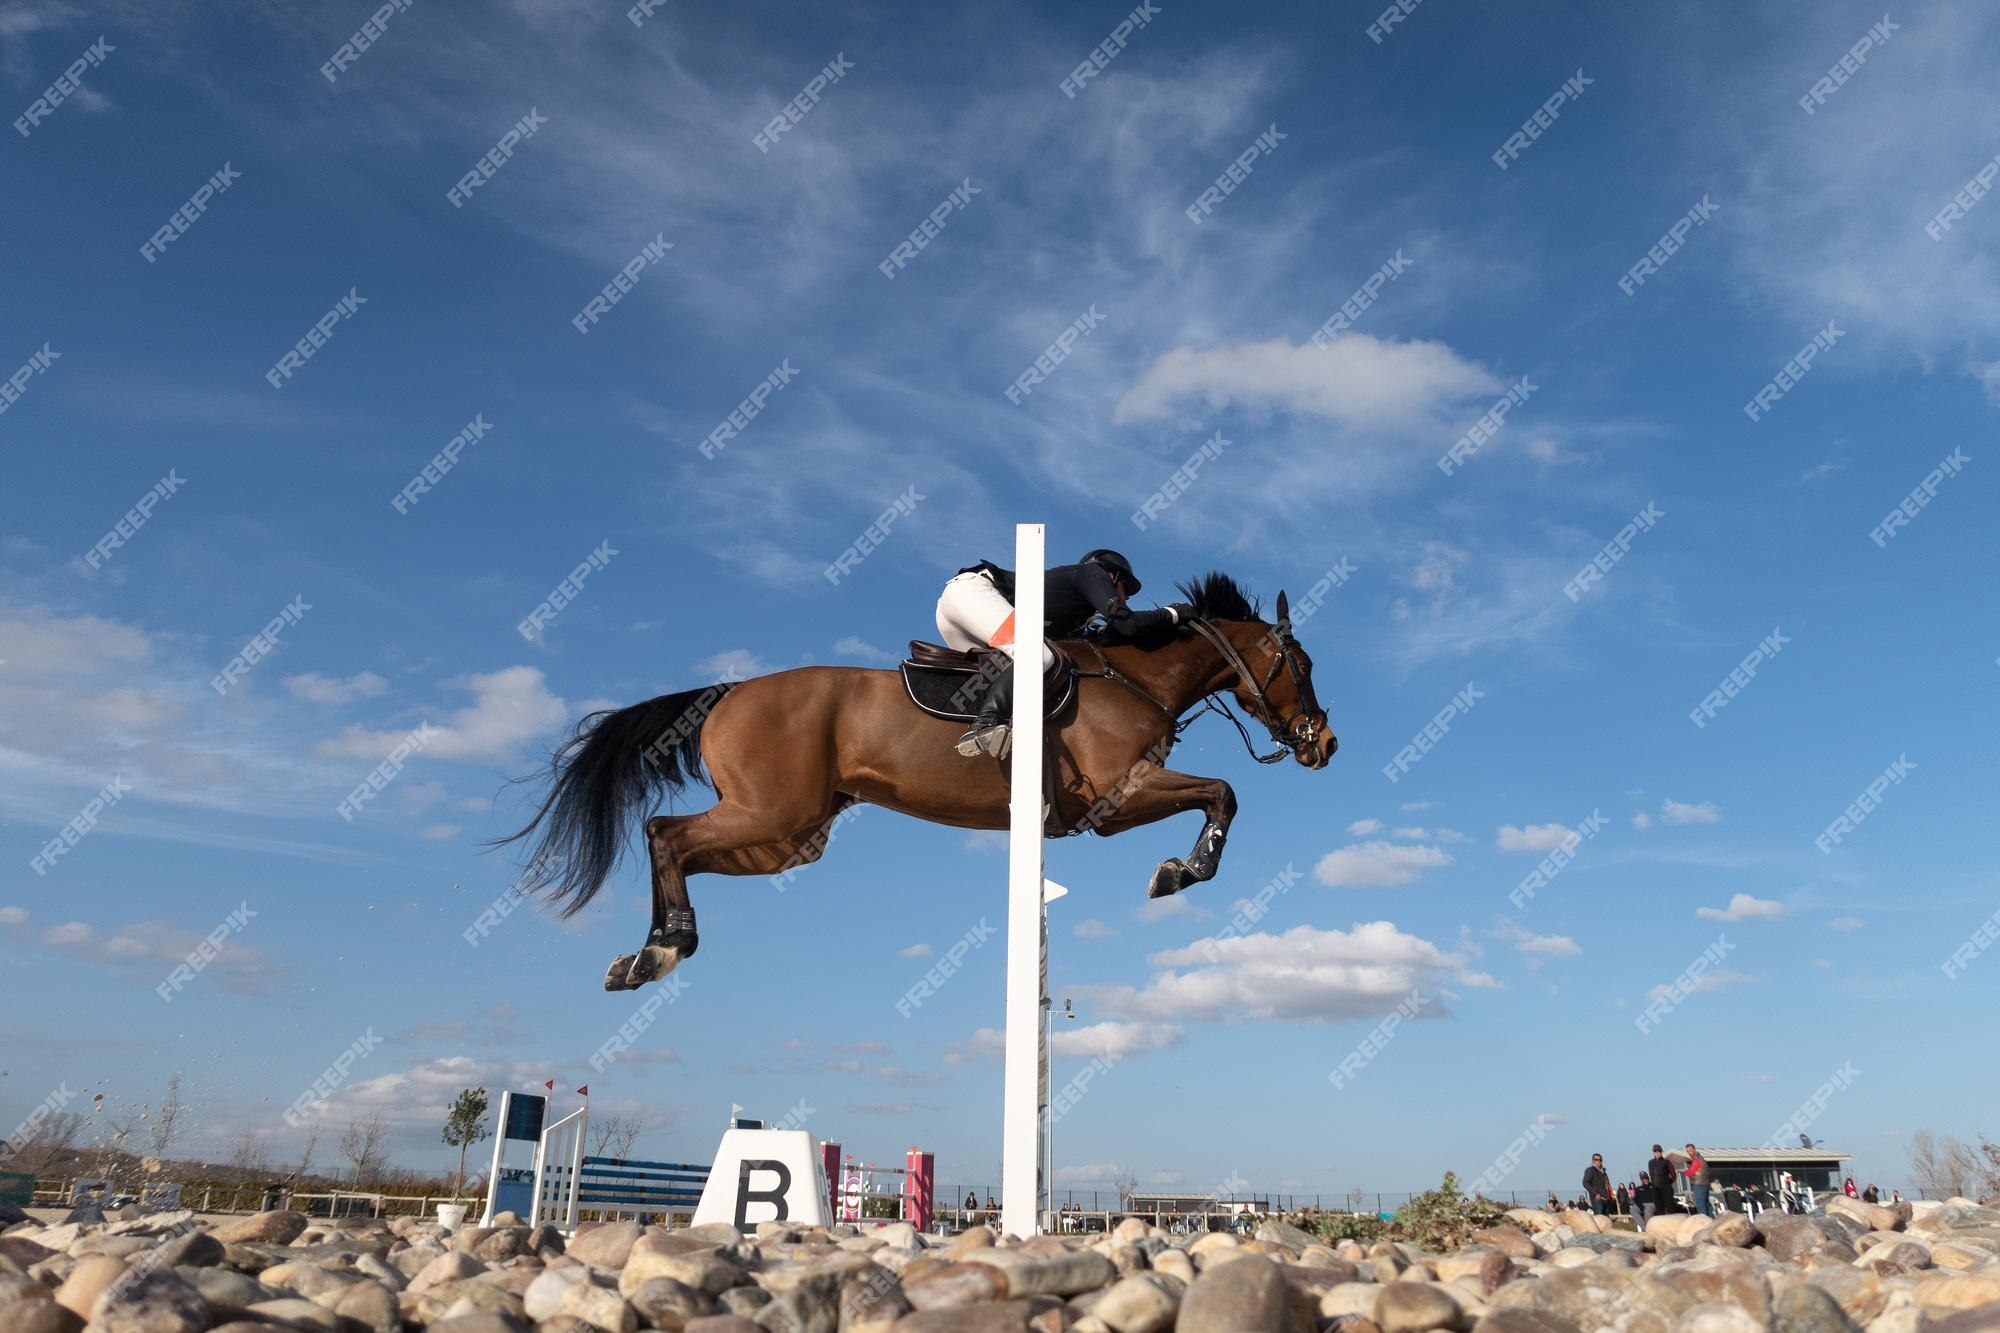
[1698,1147,1852,1200]
[1127,1191,1272,1217]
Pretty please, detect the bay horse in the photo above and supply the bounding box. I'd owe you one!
[500,573,1336,990]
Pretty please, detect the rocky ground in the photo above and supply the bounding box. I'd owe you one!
[4,1193,2000,1332]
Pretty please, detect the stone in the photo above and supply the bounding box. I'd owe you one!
[1660,1263,1769,1318]
[681,1223,749,1246]
[1508,1210,1562,1235]
[1088,1271,1180,1333]
[686,1319,765,1333]
[1775,1282,1860,1333]
[1256,1219,1319,1250]
[1860,1242,1931,1271]
[213,1210,310,1245]
[525,1266,591,1319]
[1926,1305,2000,1333]
[411,1248,488,1292]
[1762,1219,1836,1264]
[1177,1254,1288,1333]
[0,1294,79,1333]
[1320,1281,1382,1319]
[560,1277,640,1331]
[752,1287,838,1332]
[1827,1200,1899,1235]
[54,1254,125,1318]
[1704,1215,1756,1248]
[570,1219,645,1269]
[903,1260,1010,1309]
[622,1244,745,1298]
[1376,1280,1464,1333]
[426,1314,535,1333]
[1150,1248,1195,1286]
[1915,1273,2000,1311]
[333,1277,402,1333]
[1533,1264,1635,1325]
[1565,1231,1647,1254]
[1476,1310,1582,1333]
[1675,1302,1765,1333]
[91,1267,209,1333]
[964,1246,1116,1297]
[1472,1226,1540,1260]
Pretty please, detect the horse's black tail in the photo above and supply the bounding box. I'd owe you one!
[494,684,734,917]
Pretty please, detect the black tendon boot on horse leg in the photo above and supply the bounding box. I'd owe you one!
[954,652,1015,759]
[605,905,697,991]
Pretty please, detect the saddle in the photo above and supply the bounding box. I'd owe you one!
[899,640,1077,724]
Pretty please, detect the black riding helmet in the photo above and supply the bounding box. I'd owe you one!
[1080,548,1140,595]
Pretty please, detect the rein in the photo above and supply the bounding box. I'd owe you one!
[1074,618,1314,765]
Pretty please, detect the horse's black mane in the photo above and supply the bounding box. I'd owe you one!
[1174,571,1262,622]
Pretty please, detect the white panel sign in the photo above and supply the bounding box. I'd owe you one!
[693,1129,830,1230]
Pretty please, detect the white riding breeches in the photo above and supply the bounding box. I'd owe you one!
[934,571,1055,670]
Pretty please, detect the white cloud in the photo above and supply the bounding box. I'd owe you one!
[949,1021,1183,1064]
[1135,895,1209,923]
[36,914,284,994]
[1491,919,1581,958]
[1495,822,1575,852]
[1645,969,1758,1001]
[0,906,27,928]
[1536,1112,1567,1126]
[1347,818,1384,836]
[419,824,461,842]
[1114,335,1501,426]
[1631,812,1654,830]
[898,943,933,959]
[1314,840,1451,888]
[964,830,1009,853]
[1391,826,1428,840]
[316,666,566,764]
[1828,916,1863,932]
[695,648,772,680]
[1073,918,1118,939]
[832,636,895,664]
[1054,1163,1122,1186]
[1084,921,1468,1024]
[1660,798,1722,825]
[1399,801,1434,812]
[1695,892,1785,923]
[284,671,389,704]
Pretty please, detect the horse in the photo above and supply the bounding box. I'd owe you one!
[499,572,1337,990]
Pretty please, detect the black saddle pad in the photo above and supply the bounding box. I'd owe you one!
[899,652,1076,724]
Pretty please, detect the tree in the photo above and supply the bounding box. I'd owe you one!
[282,1121,322,1190]
[1908,1128,1980,1199]
[442,1089,490,1199]
[1,1109,87,1178]
[146,1074,186,1166]
[338,1115,390,1186]
[1112,1169,1140,1209]
[590,1112,647,1161]
[226,1129,270,1175]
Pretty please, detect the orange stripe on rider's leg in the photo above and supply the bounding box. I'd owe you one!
[988,613,1016,647]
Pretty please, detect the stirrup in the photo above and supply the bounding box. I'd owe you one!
[955,723,1011,759]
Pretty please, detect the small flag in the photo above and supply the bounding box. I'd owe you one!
[544,1079,554,1091]
[576,1085,589,1096]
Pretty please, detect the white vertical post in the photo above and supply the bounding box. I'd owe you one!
[1002,522,1045,1239]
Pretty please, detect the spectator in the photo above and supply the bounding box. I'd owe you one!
[1615,1181,1631,1215]
[1684,1144,1712,1217]
[985,1194,997,1213]
[1645,1145,1676,1222]
[1843,1176,1858,1198]
[1891,1189,1903,1205]
[965,1190,978,1221]
[1583,1154,1613,1216]
[1862,1183,1879,1204]
[1545,1195,1561,1212]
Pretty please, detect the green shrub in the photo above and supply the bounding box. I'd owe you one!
[1298,1210,1385,1242]
[1385,1172,1506,1250]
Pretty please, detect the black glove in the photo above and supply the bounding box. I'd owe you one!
[1164,602,1196,624]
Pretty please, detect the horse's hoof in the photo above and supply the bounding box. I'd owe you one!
[604,954,645,991]
[624,943,684,987]
[1148,859,1190,899]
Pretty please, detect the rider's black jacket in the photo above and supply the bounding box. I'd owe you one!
[958,560,1178,641]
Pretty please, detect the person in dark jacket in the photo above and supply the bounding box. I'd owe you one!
[1583,1154,1613,1215]
[934,549,1190,757]
[1646,1145,1677,1219]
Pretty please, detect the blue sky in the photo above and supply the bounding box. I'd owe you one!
[3,0,1997,1202]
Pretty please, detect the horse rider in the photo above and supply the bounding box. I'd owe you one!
[935,548,1192,758]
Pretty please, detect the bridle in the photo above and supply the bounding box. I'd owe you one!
[1186,611,1323,764]
[1077,604,1323,765]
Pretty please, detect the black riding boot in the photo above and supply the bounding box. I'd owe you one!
[954,656,1015,759]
